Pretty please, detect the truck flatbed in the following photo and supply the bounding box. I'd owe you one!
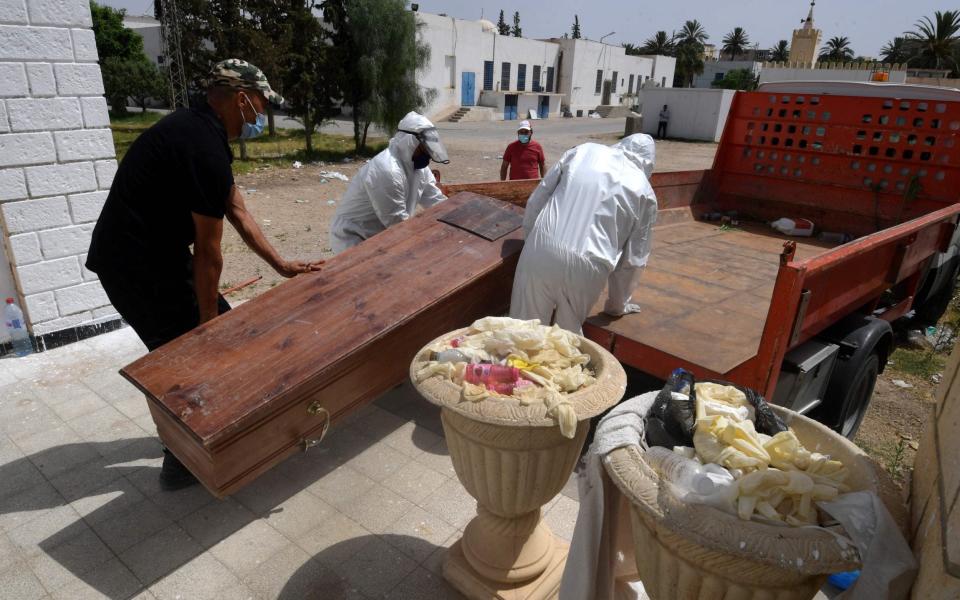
[586,217,839,375]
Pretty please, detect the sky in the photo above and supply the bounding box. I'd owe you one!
[100,0,943,58]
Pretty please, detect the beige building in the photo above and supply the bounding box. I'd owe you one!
[789,1,822,68]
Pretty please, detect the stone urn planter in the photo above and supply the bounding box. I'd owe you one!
[603,405,907,600]
[410,327,626,599]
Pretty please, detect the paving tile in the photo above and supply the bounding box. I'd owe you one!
[109,393,151,421]
[384,566,467,600]
[418,478,476,530]
[4,400,64,443]
[208,582,257,600]
[382,460,449,505]
[49,557,143,600]
[261,489,336,542]
[347,405,410,442]
[413,437,457,479]
[275,445,342,489]
[334,535,418,598]
[36,383,109,422]
[348,440,412,483]
[306,464,376,511]
[543,494,580,542]
[7,502,82,558]
[378,421,441,459]
[125,468,216,521]
[67,406,142,450]
[26,437,102,480]
[231,467,306,516]
[177,499,257,550]
[87,498,173,553]
[382,506,457,563]
[149,553,239,600]
[27,524,116,594]
[208,519,291,577]
[339,483,414,535]
[49,455,127,503]
[561,470,580,501]
[119,524,203,586]
[133,414,158,437]
[0,481,64,533]
[0,532,22,573]
[294,512,373,568]
[70,476,147,523]
[0,448,47,498]
[0,561,47,600]
[241,543,331,600]
[100,437,163,473]
[422,533,459,577]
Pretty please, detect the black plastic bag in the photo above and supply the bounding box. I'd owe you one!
[645,368,697,448]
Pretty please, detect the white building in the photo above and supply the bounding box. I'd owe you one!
[417,12,675,120]
[693,60,763,89]
[123,15,163,67]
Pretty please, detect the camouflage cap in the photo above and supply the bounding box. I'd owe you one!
[206,59,284,107]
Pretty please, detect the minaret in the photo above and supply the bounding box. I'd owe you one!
[789,1,822,67]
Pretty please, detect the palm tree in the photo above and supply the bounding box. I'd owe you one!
[677,19,709,46]
[640,30,676,56]
[904,10,960,71]
[722,27,750,60]
[818,36,855,62]
[622,43,641,56]
[769,39,790,62]
[880,37,911,64]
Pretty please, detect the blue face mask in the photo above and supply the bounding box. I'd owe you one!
[239,93,266,140]
[413,153,431,169]
[518,134,531,144]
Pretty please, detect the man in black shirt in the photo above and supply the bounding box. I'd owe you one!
[87,59,323,490]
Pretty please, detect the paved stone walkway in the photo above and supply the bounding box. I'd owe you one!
[0,326,580,599]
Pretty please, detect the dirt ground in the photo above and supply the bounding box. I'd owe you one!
[219,120,950,483]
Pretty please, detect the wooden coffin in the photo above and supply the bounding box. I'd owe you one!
[121,193,525,497]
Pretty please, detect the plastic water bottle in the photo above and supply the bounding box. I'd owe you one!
[4,298,32,357]
[645,446,728,495]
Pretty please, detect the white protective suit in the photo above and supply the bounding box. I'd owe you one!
[509,134,658,334]
[329,112,447,253]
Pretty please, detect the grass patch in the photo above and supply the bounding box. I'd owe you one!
[889,346,947,379]
[110,112,386,174]
[855,437,910,482]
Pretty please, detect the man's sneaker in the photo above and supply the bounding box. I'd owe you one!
[159,449,199,491]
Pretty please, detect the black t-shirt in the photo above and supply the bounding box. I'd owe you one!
[86,103,234,279]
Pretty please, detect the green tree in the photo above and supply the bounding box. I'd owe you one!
[904,10,960,72]
[282,1,341,153]
[674,20,708,87]
[571,15,581,39]
[818,36,855,62]
[769,40,790,62]
[622,43,641,56]
[322,0,434,152]
[90,1,143,61]
[711,68,758,90]
[512,11,521,37]
[721,27,750,60]
[880,37,910,64]
[640,31,675,56]
[497,10,509,35]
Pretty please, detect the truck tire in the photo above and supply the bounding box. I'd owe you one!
[811,316,892,439]
[819,352,879,439]
[912,261,958,327]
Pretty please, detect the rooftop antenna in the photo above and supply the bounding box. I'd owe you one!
[155,0,189,109]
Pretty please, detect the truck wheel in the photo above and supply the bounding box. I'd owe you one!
[913,263,958,327]
[813,352,879,439]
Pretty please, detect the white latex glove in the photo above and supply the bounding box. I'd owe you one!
[603,302,641,316]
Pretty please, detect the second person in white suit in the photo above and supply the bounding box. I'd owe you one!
[329,112,450,253]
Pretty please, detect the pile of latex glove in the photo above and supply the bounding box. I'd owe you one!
[414,317,596,438]
[645,371,849,526]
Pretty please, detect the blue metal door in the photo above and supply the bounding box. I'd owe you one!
[538,95,549,119]
[461,72,475,106]
[504,94,518,120]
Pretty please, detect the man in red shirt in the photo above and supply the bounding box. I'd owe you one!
[500,120,546,180]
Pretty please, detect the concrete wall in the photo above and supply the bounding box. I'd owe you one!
[637,88,735,142]
[910,342,960,598]
[694,60,761,89]
[554,38,666,114]
[760,67,908,85]
[476,91,559,120]
[0,0,118,341]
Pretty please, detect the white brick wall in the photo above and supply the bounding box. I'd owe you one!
[0,0,118,339]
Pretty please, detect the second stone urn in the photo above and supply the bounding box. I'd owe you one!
[410,327,626,599]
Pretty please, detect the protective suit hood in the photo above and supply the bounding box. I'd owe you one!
[615,134,655,180]
[396,111,449,164]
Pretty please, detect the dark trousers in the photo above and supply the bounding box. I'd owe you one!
[657,121,668,139]
[98,269,231,351]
